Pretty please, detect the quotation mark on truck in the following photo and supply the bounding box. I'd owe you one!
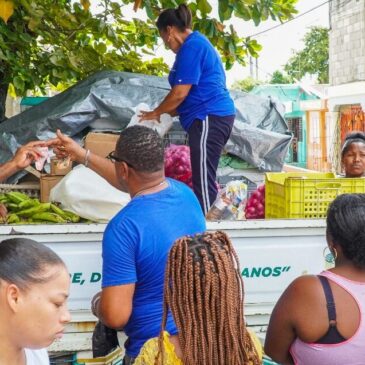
[242,266,291,278]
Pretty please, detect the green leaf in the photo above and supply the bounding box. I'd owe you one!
[218,1,233,21]
[95,42,107,54]
[13,76,25,92]
[197,0,212,15]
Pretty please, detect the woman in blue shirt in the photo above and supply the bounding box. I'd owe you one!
[140,4,235,214]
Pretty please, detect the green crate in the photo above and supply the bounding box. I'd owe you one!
[265,172,365,219]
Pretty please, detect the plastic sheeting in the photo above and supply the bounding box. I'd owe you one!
[0,70,292,181]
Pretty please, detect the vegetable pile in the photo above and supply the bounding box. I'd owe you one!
[0,191,81,224]
[164,144,192,188]
[245,184,265,219]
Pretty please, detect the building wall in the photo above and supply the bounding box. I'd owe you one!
[329,0,365,85]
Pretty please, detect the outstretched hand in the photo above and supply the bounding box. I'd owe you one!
[12,140,51,170]
[48,129,86,164]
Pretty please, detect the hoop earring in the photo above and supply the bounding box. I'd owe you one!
[323,246,337,264]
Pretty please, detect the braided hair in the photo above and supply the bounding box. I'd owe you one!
[155,231,260,365]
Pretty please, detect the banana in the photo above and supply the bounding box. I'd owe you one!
[63,210,80,223]
[32,212,67,223]
[5,191,29,204]
[18,198,40,210]
[17,203,51,218]
[7,213,20,224]
[50,204,80,223]
[6,203,20,211]
[50,204,71,221]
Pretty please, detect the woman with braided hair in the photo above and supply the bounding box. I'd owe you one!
[134,231,262,365]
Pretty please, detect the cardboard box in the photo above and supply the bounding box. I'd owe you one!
[40,175,63,202]
[84,132,120,158]
[50,158,72,176]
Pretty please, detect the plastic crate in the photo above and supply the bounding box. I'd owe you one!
[0,183,40,199]
[265,172,365,219]
[163,130,188,146]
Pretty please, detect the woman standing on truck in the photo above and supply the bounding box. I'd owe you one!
[265,194,365,365]
[134,231,261,365]
[139,4,236,215]
[0,238,71,365]
[341,131,365,178]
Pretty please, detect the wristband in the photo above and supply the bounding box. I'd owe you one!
[84,149,90,167]
[91,294,101,317]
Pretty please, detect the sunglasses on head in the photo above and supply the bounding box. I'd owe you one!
[107,151,134,168]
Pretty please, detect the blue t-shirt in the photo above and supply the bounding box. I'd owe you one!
[102,178,206,357]
[168,31,235,131]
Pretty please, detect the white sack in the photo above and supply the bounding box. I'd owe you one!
[50,165,130,222]
[127,103,173,136]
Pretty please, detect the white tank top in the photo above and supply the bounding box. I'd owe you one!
[25,349,49,365]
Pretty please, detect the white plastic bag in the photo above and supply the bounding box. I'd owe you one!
[127,103,173,136]
[50,165,130,222]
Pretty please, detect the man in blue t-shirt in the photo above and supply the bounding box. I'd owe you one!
[82,126,206,362]
[139,4,236,215]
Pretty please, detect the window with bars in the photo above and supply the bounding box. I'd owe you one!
[287,118,303,163]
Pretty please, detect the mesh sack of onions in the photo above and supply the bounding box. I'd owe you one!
[245,184,265,219]
[164,144,192,188]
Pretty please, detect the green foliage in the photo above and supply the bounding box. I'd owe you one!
[0,0,169,99]
[270,70,292,84]
[284,26,329,83]
[231,76,262,92]
[0,0,298,120]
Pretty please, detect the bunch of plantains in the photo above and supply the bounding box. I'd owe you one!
[0,191,81,224]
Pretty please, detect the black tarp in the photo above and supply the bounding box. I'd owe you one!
[0,70,292,182]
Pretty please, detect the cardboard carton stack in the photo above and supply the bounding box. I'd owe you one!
[28,132,119,202]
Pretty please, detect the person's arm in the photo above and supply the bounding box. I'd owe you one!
[92,220,137,328]
[265,279,302,365]
[0,141,46,183]
[0,204,7,220]
[49,129,122,190]
[92,284,135,328]
[139,84,191,122]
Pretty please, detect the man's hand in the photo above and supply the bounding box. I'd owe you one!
[0,204,7,221]
[48,129,87,164]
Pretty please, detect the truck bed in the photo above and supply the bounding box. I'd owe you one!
[0,219,327,353]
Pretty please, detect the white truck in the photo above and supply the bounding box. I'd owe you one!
[0,219,328,356]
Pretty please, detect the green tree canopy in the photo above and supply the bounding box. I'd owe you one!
[284,26,329,84]
[231,76,262,92]
[269,70,292,84]
[0,0,298,121]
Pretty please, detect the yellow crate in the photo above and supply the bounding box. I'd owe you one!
[265,172,365,219]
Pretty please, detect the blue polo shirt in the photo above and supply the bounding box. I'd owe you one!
[168,31,235,131]
[101,178,206,357]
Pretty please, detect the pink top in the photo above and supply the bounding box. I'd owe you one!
[290,270,365,365]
